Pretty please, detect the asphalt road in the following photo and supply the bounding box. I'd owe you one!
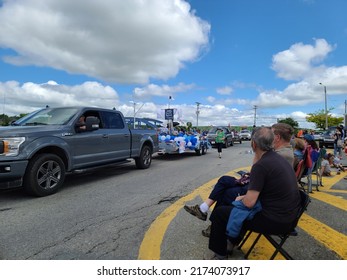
[0,142,346,260]
[0,142,253,260]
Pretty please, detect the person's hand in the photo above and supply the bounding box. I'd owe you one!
[235,195,245,201]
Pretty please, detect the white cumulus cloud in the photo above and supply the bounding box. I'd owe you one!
[0,0,210,84]
[271,38,334,81]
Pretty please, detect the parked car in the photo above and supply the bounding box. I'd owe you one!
[312,131,324,141]
[240,129,252,140]
[0,106,159,196]
[206,126,234,148]
[232,131,242,144]
[124,117,163,130]
[318,126,337,148]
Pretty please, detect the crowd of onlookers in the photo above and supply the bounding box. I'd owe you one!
[294,125,345,177]
[183,122,346,260]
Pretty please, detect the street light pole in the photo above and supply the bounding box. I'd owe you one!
[195,102,201,128]
[319,83,328,130]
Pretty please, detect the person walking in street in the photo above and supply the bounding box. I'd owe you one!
[215,127,225,158]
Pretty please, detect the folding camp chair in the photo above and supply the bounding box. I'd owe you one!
[313,148,326,188]
[237,189,311,260]
[296,158,307,191]
[295,148,311,192]
[303,147,326,193]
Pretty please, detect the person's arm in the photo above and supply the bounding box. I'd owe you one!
[235,190,259,208]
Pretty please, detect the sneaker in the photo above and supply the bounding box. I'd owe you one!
[203,250,227,260]
[202,225,211,237]
[184,204,207,221]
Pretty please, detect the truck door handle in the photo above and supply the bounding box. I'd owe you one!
[102,134,109,138]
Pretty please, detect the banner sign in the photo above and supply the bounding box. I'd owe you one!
[165,109,174,120]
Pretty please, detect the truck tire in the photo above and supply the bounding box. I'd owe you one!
[135,145,152,169]
[195,145,202,156]
[224,139,229,148]
[201,144,206,155]
[23,153,66,197]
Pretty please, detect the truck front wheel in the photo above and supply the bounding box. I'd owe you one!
[135,145,152,169]
[23,153,66,197]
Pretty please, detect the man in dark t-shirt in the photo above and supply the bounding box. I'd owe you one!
[247,150,300,223]
[207,127,300,260]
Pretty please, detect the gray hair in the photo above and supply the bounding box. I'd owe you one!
[252,127,274,151]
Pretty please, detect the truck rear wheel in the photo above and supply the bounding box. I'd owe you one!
[224,139,229,148]
[135,145,152,169]
[195,146,202,156]
[23,153,66,196]
[201,144,206,155]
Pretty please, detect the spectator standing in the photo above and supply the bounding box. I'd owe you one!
[334,127,343,157]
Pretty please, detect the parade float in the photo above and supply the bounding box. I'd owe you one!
[158,132,211,156]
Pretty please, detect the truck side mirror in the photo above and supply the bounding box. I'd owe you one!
[85,116,100,131]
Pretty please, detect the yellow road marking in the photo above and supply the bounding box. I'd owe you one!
[138,168,248,260]
[138,176,217,260]
[299,214,347,259]
[309,191,347,211]
[138,166,346,260]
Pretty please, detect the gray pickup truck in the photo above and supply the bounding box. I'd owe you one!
[0,106,159,196]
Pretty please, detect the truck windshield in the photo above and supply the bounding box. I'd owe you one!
[13,108,80,126]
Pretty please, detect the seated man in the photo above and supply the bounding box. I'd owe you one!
[184,123,295,237]
[206,127,300,259]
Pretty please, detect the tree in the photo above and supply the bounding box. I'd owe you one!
[0,114,10,126]
[0,113,26,126]
[306,109,344,130]
[278,117,299,129]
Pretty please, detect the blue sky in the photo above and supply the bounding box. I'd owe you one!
[0,0,346,128]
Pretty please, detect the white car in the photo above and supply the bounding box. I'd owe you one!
[240,129,252,140]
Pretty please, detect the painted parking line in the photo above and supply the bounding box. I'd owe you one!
[138,167,249,260]
[299,214,347,259]
[138,166,346,260]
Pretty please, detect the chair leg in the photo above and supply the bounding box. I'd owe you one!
[243,233,262,259]
[307,174,313,193]
[264,234,293,260]
[237,230,252,250]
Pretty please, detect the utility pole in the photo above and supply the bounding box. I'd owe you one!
[345,100,347,128]
[195,102,201,128]
[319,83,328,130]
[130,100,144,129]
[253,105,257,127]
